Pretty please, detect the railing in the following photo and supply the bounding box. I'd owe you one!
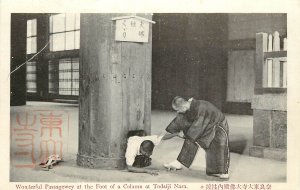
[255,31,287,94]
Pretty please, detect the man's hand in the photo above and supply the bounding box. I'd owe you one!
[158,132,167,141]
[161,132,178,140]
[177,131,185,139]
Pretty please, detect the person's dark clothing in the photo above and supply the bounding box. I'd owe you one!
[166,99,230,174]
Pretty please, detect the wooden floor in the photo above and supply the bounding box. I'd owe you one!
[9,102,286,182]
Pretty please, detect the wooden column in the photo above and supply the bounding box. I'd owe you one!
[36,14,50,99]
[77,14,152,169]
[10,14,27,106]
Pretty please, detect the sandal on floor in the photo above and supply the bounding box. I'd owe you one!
[39,154,63,170]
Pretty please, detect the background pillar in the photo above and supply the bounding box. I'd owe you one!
[10,14,27,106]
[77,14,152,169]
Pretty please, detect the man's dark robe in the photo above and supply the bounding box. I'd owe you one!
[166,99,229,175]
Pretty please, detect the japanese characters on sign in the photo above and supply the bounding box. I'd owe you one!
[113,16,154,43]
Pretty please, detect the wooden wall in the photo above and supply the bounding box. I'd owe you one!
[226,50,255,103]
[152,13,286,114]
[152,14,228,110]
[226,14,287,104]
[228,14,287,40]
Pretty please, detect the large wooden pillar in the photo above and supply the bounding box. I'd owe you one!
[77,14,152,169]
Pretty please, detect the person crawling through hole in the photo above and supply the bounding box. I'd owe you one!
[125,130,164,176]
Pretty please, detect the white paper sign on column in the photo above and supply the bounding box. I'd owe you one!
[112,15,155,43]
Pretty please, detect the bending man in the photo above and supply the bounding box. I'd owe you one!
[163,96,230,179]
